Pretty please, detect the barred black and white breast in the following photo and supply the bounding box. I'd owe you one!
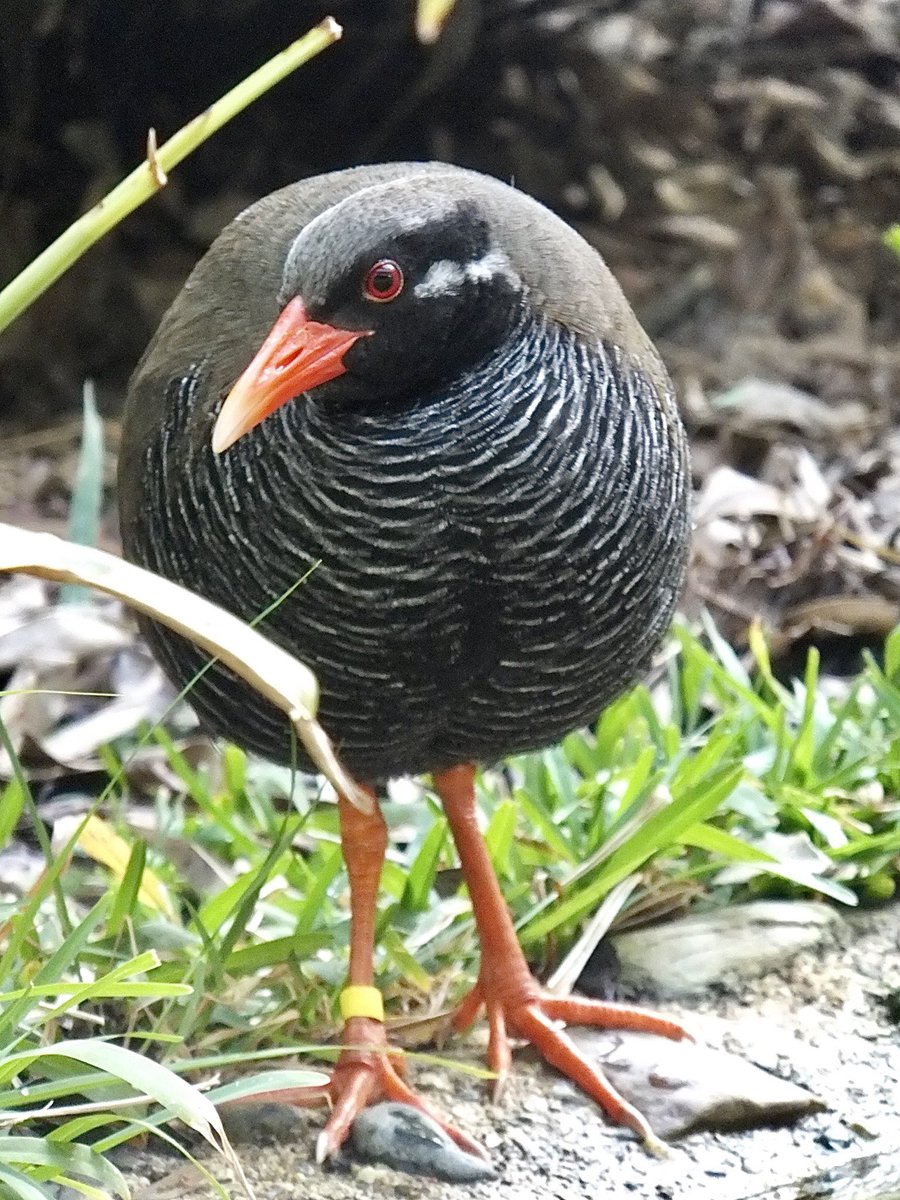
[119,163,690,782]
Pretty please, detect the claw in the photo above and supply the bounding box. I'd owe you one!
[486,1002,511,1102]
[315,1129,332,1165]
[435,763,687,1151]
[452,982,692,1148]
[644,1134,670,1158]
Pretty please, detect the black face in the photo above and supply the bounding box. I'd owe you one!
[278,193,524,405]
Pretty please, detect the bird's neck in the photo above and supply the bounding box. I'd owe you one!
[269,308,641,448]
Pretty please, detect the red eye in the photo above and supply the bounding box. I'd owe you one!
[364,259,404,302]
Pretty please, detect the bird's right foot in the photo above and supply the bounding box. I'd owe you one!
[315,1015,489,1164]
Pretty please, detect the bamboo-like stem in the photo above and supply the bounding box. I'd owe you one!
[0,18,342,334]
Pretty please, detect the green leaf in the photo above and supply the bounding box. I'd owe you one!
[0,978,189,1007]
[382,928,433,992]
[108,840,148,937]
[30,897,110,989]
[49,1114,138,1144]
[290,844,344,934]
[606,746,659,830]
[152,727,213,807]
[205,1068,329,1105]
[681,823,857,905]
[885,624,900,681]
[0,1137,127,1198]
[747,619,791,704]
[0,715,74,951]
[520,764,742,943]
[789,648,820,779]
[541,746,579,813]
[402,818,448,911]
[0,1040,242,1184]
[224,932,330,974]
[830,825,900,861]
[515,785,575,863]
[0,779,26,848]
[0,1162,57,1200]
[483,800,517,880]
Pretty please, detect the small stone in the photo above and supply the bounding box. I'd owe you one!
[883,990,900,1024]
[814,1121,856,1151]
[218,1101,303,1143]
[416,1070,453,1092]
[551,1080,579,1100]
[612,901,842,995]
[353,1165,383,1184]
[349,1102,497,1183]
[568,1029,826,1139]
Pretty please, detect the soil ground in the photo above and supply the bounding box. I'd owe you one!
[120,904,900,1200]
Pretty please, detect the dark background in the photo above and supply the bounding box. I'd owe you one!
[3,0,898,421]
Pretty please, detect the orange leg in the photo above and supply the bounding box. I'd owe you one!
[436,764,692,1148]
[314,792,488,1163]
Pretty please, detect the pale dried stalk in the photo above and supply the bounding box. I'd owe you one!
[0,522,371,812]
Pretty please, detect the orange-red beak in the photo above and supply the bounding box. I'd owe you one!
[211,297,371,454]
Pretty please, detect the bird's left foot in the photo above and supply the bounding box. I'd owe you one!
[453,977,692,1150]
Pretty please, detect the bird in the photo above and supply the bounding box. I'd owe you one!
[118,161,692,1164]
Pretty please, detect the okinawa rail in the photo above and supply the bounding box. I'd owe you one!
[119,162,692,1163]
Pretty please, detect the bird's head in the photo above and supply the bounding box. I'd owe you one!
[211,180,523,453]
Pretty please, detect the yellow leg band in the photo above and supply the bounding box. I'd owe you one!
[340,985,384,1022]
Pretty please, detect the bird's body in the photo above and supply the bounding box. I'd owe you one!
[120,163,689,781]
[120,161,692,1164]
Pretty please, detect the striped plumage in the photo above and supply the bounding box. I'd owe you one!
[119,162,690,783]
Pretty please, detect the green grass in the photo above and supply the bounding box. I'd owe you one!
[1,601,899,1196]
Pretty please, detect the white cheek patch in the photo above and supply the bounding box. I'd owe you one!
[465,248,515,283]
[414,248,519,298]
[414,260,467,298]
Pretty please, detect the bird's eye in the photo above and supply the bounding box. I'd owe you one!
[363,260,404,302]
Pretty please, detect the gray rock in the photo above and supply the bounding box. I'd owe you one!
[349,1102,497,1183]
[612,901,842,995]
[218,1101,305,1143]
[569,1029,826,1139]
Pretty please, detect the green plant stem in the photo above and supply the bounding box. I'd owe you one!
[0,18,341,335]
